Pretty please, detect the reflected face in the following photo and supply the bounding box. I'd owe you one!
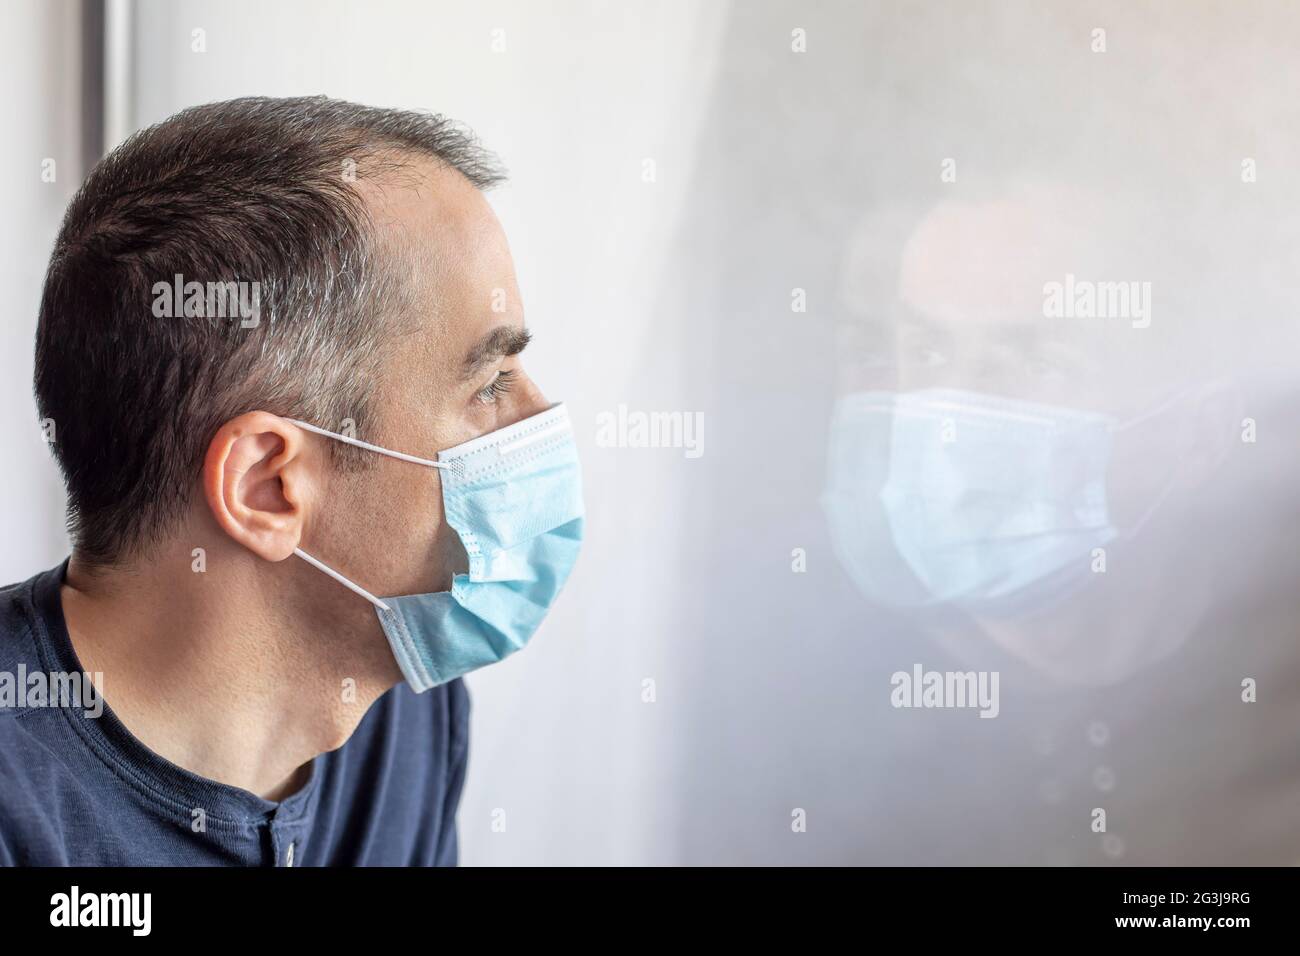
[886,191,1204,523]
[893,301,1098,406]
[843,188,1178,417]
[825,187,1227,686]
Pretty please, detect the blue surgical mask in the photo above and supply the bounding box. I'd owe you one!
[289,403,584,693]
[822,388,1178,614]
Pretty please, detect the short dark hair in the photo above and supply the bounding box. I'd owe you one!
[35,95,505,567]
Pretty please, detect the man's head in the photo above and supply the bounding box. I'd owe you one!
[37,96,548,668]
[828,182,1240,685]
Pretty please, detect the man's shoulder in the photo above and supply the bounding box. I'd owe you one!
[0,563,84,807]
[438,675,472,724]
[0,565,58,677]
[0,563,74,792]
[336,676,471,793]
[362,675,471,743]
[319,676,471,863]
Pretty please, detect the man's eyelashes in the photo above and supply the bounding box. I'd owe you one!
[475,368,517,404]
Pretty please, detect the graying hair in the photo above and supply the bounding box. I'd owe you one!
[35,95,506,567]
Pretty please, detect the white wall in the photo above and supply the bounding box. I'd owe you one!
[0,0,82,581]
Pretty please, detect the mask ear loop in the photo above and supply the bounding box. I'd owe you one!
[285,418,451,470]
[1107,382,1218,539]
[293,547,392,612]
[283,418,451,611]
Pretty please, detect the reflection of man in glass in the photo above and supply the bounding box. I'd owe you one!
[824,183,1240,685]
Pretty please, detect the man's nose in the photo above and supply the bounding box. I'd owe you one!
[513,373,551,423]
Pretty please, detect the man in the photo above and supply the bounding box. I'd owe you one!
[0,96,583,865]
[821,181,1300,864]
[826,182,1238,686]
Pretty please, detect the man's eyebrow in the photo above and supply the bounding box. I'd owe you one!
[461,325,532,380]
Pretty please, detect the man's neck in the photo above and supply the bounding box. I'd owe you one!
[59,549,398,801]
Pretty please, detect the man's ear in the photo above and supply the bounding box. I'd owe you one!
[203,411,316,561]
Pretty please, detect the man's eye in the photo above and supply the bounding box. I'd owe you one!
[475,369,516,404]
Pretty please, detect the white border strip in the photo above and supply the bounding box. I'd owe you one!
[499,420,571,456]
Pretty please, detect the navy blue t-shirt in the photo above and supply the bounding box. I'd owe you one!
[0,562,470,866]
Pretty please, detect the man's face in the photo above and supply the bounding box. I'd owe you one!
[307,160,550,604]
[833,188,1195,533]
[890,190,1169,415]
[828,187,1225,684]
